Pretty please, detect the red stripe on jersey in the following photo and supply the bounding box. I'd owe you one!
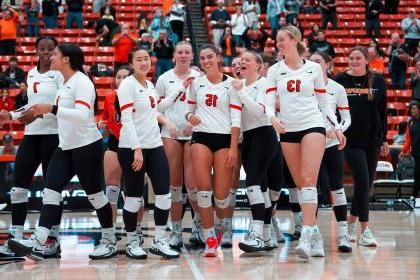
[314,88,326,94]
[187,100,196,104]
[337,106,350,110]
[75,100,91,109]
[157,96,165,104]
[230,104,242,111]
[266,87,277,94]
[120,103,133,111]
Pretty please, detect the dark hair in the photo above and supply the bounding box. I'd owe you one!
[349,46,375,101]
[199,43,220,56]
[113,66,131,121]
[313,51,332,63]
[260,53,274,66]
[311,24,320,32]
[398,121,408,135]
[115,65,130,77]
[317,29,326,35]
[9,57,17,62]
[127,47,150,75]
[35,36,58,49]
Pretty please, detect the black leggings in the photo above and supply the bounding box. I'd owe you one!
[170,20,184,42]
[344,146,380,222]
[414,155,420,198]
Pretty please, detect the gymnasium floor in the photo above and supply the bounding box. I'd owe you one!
[0,209,419,279]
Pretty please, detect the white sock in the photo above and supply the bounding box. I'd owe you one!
[155,225,167,241]
[172,220,182,235]
[225,217,232,229]
[203,227,216,240]
[263,224,271,240]
[338,221,348,236]
[251,220,264,237]
[312,225,321,235]
[49,225,60,238]
[11,225,24,240]
[127,231,138,243]
[301,225,313,236]
[102,227,116,242]
[214,216,225,228]
[34,227,50,245]
[293,212,303,228]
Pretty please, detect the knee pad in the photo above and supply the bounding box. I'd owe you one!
[214,196,230,209]
[87,192,109,209]
[229,188,236,207]
[42,188,62,206]
[197,191,213,208]
[269,189,281,202]
[187,189,198,202]
[262,191,271,208]
[155,193,171,210]
[11,187,28,204]
[170,186,183,203]
[332,188,347,207]
[106,185,120,205]
[124,196,143,213]
[246,185,264,205]
[182,193,188,204]
[299,187,318,205]
[288,188,299,204]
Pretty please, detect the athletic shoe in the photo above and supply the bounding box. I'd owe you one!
[89,238,118,260]
[295,228,312,260]
[149,238,180,259]
[137,229,144,246]
[270,226,279,248]
[203,237,218,257]
[310,229,325,257]
[44,237,61,259]
[169,233,183,250]
[338,234,352,253]
[0,203,7,211]
[263,236,275,251]
[272,221,286,243]
[348,223,357,242]
[238,231,264,253]
[8,237,45,261]
[221,227,233,248]
[0,240,16,258]
[358,228,378,247]
[215,226,224,246]
[126,238,147,259]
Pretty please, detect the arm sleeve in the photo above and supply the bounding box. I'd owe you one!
[336,84,351,132]
[186,80,197,114]
[229,87,242,128]
[117,79,141,149]
[236,80,266,118]
[265,66,278,120]
[156,78,183,113]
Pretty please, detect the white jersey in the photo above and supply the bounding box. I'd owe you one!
[325,78,351,148]
[118,75,162,149]
[55,71,102,150]
[11,67,63,135]
[265,60,339,132]
[235,77,271,132]
[188,74,241,134]
[156,69,201,140]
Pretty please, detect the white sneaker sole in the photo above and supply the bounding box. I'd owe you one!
[149,247,180,259]
[295,246,310,260]
[310,250,325,257]
[358,240,378,247]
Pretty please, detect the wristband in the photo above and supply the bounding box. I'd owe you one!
[185,112,192,121]
[51,105,58,115]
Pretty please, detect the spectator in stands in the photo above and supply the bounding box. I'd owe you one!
[308,23,320,47]
[410,59,420,101]
[42,0,59,28]
[242,25,268,53]
[302,0,319,14]
[369,38,385,57]
[291,16,304,37]
[309,30,335,57]
[1,0,22,11]
[138,33,153,55]
[0,89,14,111]
[112,23,138,71]
[101,7,114,21]
[267,0,287,40]
[153,30,174,78]
[90,18,120,47]
[285,0,302,24]
[4,57,25,86]
[209,0,231,48]
[93,0,106,13]
[394,121,407,146]
[231,5,248,47]
[168,0,186,43]
[401,8,420,56]
[221,26,237,66]
[368,46,385,73]
[100,0,116,21]
[364,0,382,38]
[319,0,337,29]
[26,0,40,37]
[383,0,398,14]
[278,15,288,28]
[137,17,149,38]
[387,33,412,89]
[243,0,260,29]
[65,0,84,29]
[14,81,27,109]
[0,7,18,55]
[414,41,420,62]
[150,8,170,40]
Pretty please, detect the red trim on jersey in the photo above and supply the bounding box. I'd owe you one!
[187,100,196,104]
[157,96,164,104]
[230,104,242,111]
[120,103,134,111]
[337,106,350,110]
[102,93,122,139]
[266,87,277,94]
[75,100,91,109]
[314,88,326,94]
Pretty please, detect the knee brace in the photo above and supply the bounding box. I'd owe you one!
[87,192,109,209]
[10,187,28,204]
[246,185,264,205]
[262,191,271,208]
[42,188,62,206]
[299,187,318,205]
[182,193,188,204]
[229,188,236,207]
[170,186,183,203]
[124,196,143,213]
[269,189,281,202]
[155,193,171,210]
[214,196,230,209]
[288,188,299,204]
[187,189,198,202]
[332,188,347,207]
[106,185,120,205]
[197,191,213,208]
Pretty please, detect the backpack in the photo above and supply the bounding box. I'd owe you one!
[398,155,415,180]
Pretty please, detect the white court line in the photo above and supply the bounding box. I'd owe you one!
[181,247,205,280]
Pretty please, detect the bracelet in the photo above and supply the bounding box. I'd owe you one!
[51,105,58,115]
[185,112,192,121]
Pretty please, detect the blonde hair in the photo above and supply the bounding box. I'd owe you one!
[278,25,306,56]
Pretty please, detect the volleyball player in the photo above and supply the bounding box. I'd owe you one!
[117,48,179,259]
[185,44,241,257]
[0,37,62,259]
[265,26,345,259]
[155,41,202,249]
[310,51,352,253]
[335,46,388,247]
[8,43,117,261]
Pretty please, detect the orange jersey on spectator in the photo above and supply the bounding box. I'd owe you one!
[0,10,19,40]
[0,97,15,111]
[102,92,122,139]
[369,57,385,73]
[113,33,138,63]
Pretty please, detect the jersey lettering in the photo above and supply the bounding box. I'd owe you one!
[205,94,218,107]
[33,82,40,93]
[287,79,301,93]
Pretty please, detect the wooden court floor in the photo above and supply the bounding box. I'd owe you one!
[0,209,419,280]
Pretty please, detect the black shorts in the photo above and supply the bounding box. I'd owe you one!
[280,127,326,143]
[106,134,119,152]
[191,132,231,153]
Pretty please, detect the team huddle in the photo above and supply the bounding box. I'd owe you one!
[0,24,388,262]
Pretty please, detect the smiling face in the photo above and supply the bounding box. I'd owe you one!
[239,52,260,79]
[349,49,368,73]
[50,47,67,72]
[174,43,193,68]
[130,49,151,76]
[231,57,242,79]
[276,30,297,57]
[199,47,220,74]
